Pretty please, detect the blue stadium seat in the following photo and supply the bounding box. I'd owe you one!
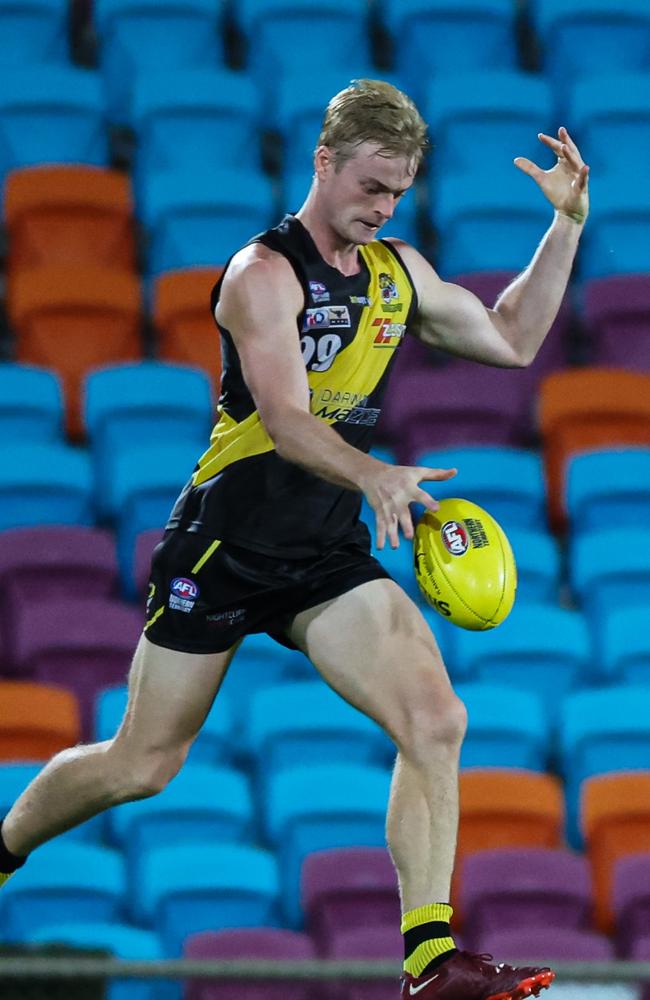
[579,180,650,278]
[453,603,592,716]
[234,0,370,108]
[142,168,275,276]
[85,363,214,516]
[423,72,554,182]
[108,764,254,880]
[601,607,650,686]
[0,67,107,194]
[381,0,516,100]
[0,442,94,530]
[432,173,550,277]
[569,72,650,185]
[0,0,69,65]
[135,842,280,956]
[264,763,391,926]
[132,68,261,202]
[570,529,650,638]
[506,527,561,605]
[0,363,63,441]
[95,684,235,766]
[456,682,549,771]
[414,446,547,533]
[0,763,104,845]
[0,841,126,939]
[560,685,650,846]
[28,921,162,1000]
[566,449,650,534]
[373,540,420,602]
[94,0,223,124]
[530,0,650,95]
[247,681,394,791]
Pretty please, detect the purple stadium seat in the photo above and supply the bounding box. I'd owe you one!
[10,596,142,738]
[613,854,650,956]
[328,925,402,1000]
[0,526,119,660]
[301,848,400,955]
[184,927,317,1000]
[583,275,650,371]
[459,848,594,948]
[632,936,650,1000]
[475,926,615,961]
[133,527,164,599]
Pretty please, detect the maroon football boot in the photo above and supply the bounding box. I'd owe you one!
[400,951,555,1000]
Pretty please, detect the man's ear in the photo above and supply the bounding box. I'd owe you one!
[314,145,334,180]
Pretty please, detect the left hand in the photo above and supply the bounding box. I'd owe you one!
[514,126,590,224]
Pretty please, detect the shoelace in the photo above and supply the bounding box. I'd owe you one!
[460,952,510,975]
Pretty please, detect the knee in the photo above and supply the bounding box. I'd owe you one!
[393,678,468,760]
[108,741,189,801]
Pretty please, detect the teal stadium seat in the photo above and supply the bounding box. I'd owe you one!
[0,442,93,530]
[560,685,650,847]
[0,841,126,940]
[566,449,650,534]
[246,681,394,792]
[507,527,561,605]
[570,528,650,640]
[108,764,254,882]
[381,0,517,102]
[132,68,261,204]
[94,0,223,125]
[579,180,650,278]
[0,763,104,845]
[135,843,280,956]
[456,682,549,771]
[529,0,650,96]
[95,684,236,767]
[0,67,107,194]
[601,608,650,686]
[453,603,592,716]
[0,0,69,64]
[85,363,214,518]
[264,763,391,926]
[142,168,274,276]
[0,363,63,441]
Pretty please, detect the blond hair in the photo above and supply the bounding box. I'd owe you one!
[317,78,429,171]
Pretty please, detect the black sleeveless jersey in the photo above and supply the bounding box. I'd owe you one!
[167,214,418,557]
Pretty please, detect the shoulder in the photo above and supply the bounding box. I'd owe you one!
[217,243,304,322]
[382,237,441,286]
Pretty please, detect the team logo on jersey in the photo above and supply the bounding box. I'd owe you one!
[309,280,330,303]
[379,272,403,313]
[302,305,351,331]
[372,317,406,347]
[350,295,372,306]
[169,577,200,612]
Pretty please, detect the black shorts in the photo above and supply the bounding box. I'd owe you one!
[144,529,392,654]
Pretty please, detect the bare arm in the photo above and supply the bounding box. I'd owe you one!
[217,245,455,547]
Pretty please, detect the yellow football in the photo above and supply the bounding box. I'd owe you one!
[413,497,517,630]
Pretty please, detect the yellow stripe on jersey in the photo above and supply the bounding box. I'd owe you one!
[192,240,414,487]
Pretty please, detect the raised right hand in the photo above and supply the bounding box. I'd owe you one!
[359,462,457,550]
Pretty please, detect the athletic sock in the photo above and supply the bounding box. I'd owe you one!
[0,820,27,881]
[402,902,458,978]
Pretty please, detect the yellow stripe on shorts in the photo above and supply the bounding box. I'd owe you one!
[191,539,221,574]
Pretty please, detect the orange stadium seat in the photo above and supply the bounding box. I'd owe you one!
[581,772,650,933]
[452,769,565,927]
[9,266,143,438]
[538,368,650,531]
[4,166,137,276]
[0,680,80,761]
[153,268,223,385]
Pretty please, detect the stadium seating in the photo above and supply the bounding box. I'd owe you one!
[0,443,94,531]
[9,266,143,437]
[459,847,595,948]
[506,527,561,604]
[475,925,615,962]
[131,528,163,600]
[581,772,650,932]
[4,166,136,276]
[152,268,223,379]
[456,683,549,771]
[579,181,650,279]
[326,925,403,1000]
[0,67,108,193]
[184,927,315,1000]
[570,528,650,639]
[94,0,225,124]
[613,854,650,956]
[566,448,650,534]
[0,0,70,64]
[135,842,281,956]
[601,608,650,686]
[0,841,126,940]
[538,368,650,531]
[582,275,650,370]
[0,680,80,761]
[0,363,64,442]
[0,761,102,844]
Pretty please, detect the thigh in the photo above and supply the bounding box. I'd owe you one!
[113,633,238,755]
[287,578,456,743]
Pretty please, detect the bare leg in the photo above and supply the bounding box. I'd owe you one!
[2,634,236,856]
[288,579,466,914]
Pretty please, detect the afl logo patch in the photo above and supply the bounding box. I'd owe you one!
[171,577,199,600]
[441,521,469,556]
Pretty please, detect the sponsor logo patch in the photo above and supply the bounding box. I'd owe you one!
[441,521,469,556]
[309,280,330,303]
[169,577,200,613]
[302,305,351,331]
[349,295,372,305]
[372,317,406,346]
[206,608,246,626]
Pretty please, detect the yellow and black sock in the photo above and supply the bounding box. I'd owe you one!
[402,902,457,978]
[0,820,27,886]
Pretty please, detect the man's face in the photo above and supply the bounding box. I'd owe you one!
[314,142,416,246]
